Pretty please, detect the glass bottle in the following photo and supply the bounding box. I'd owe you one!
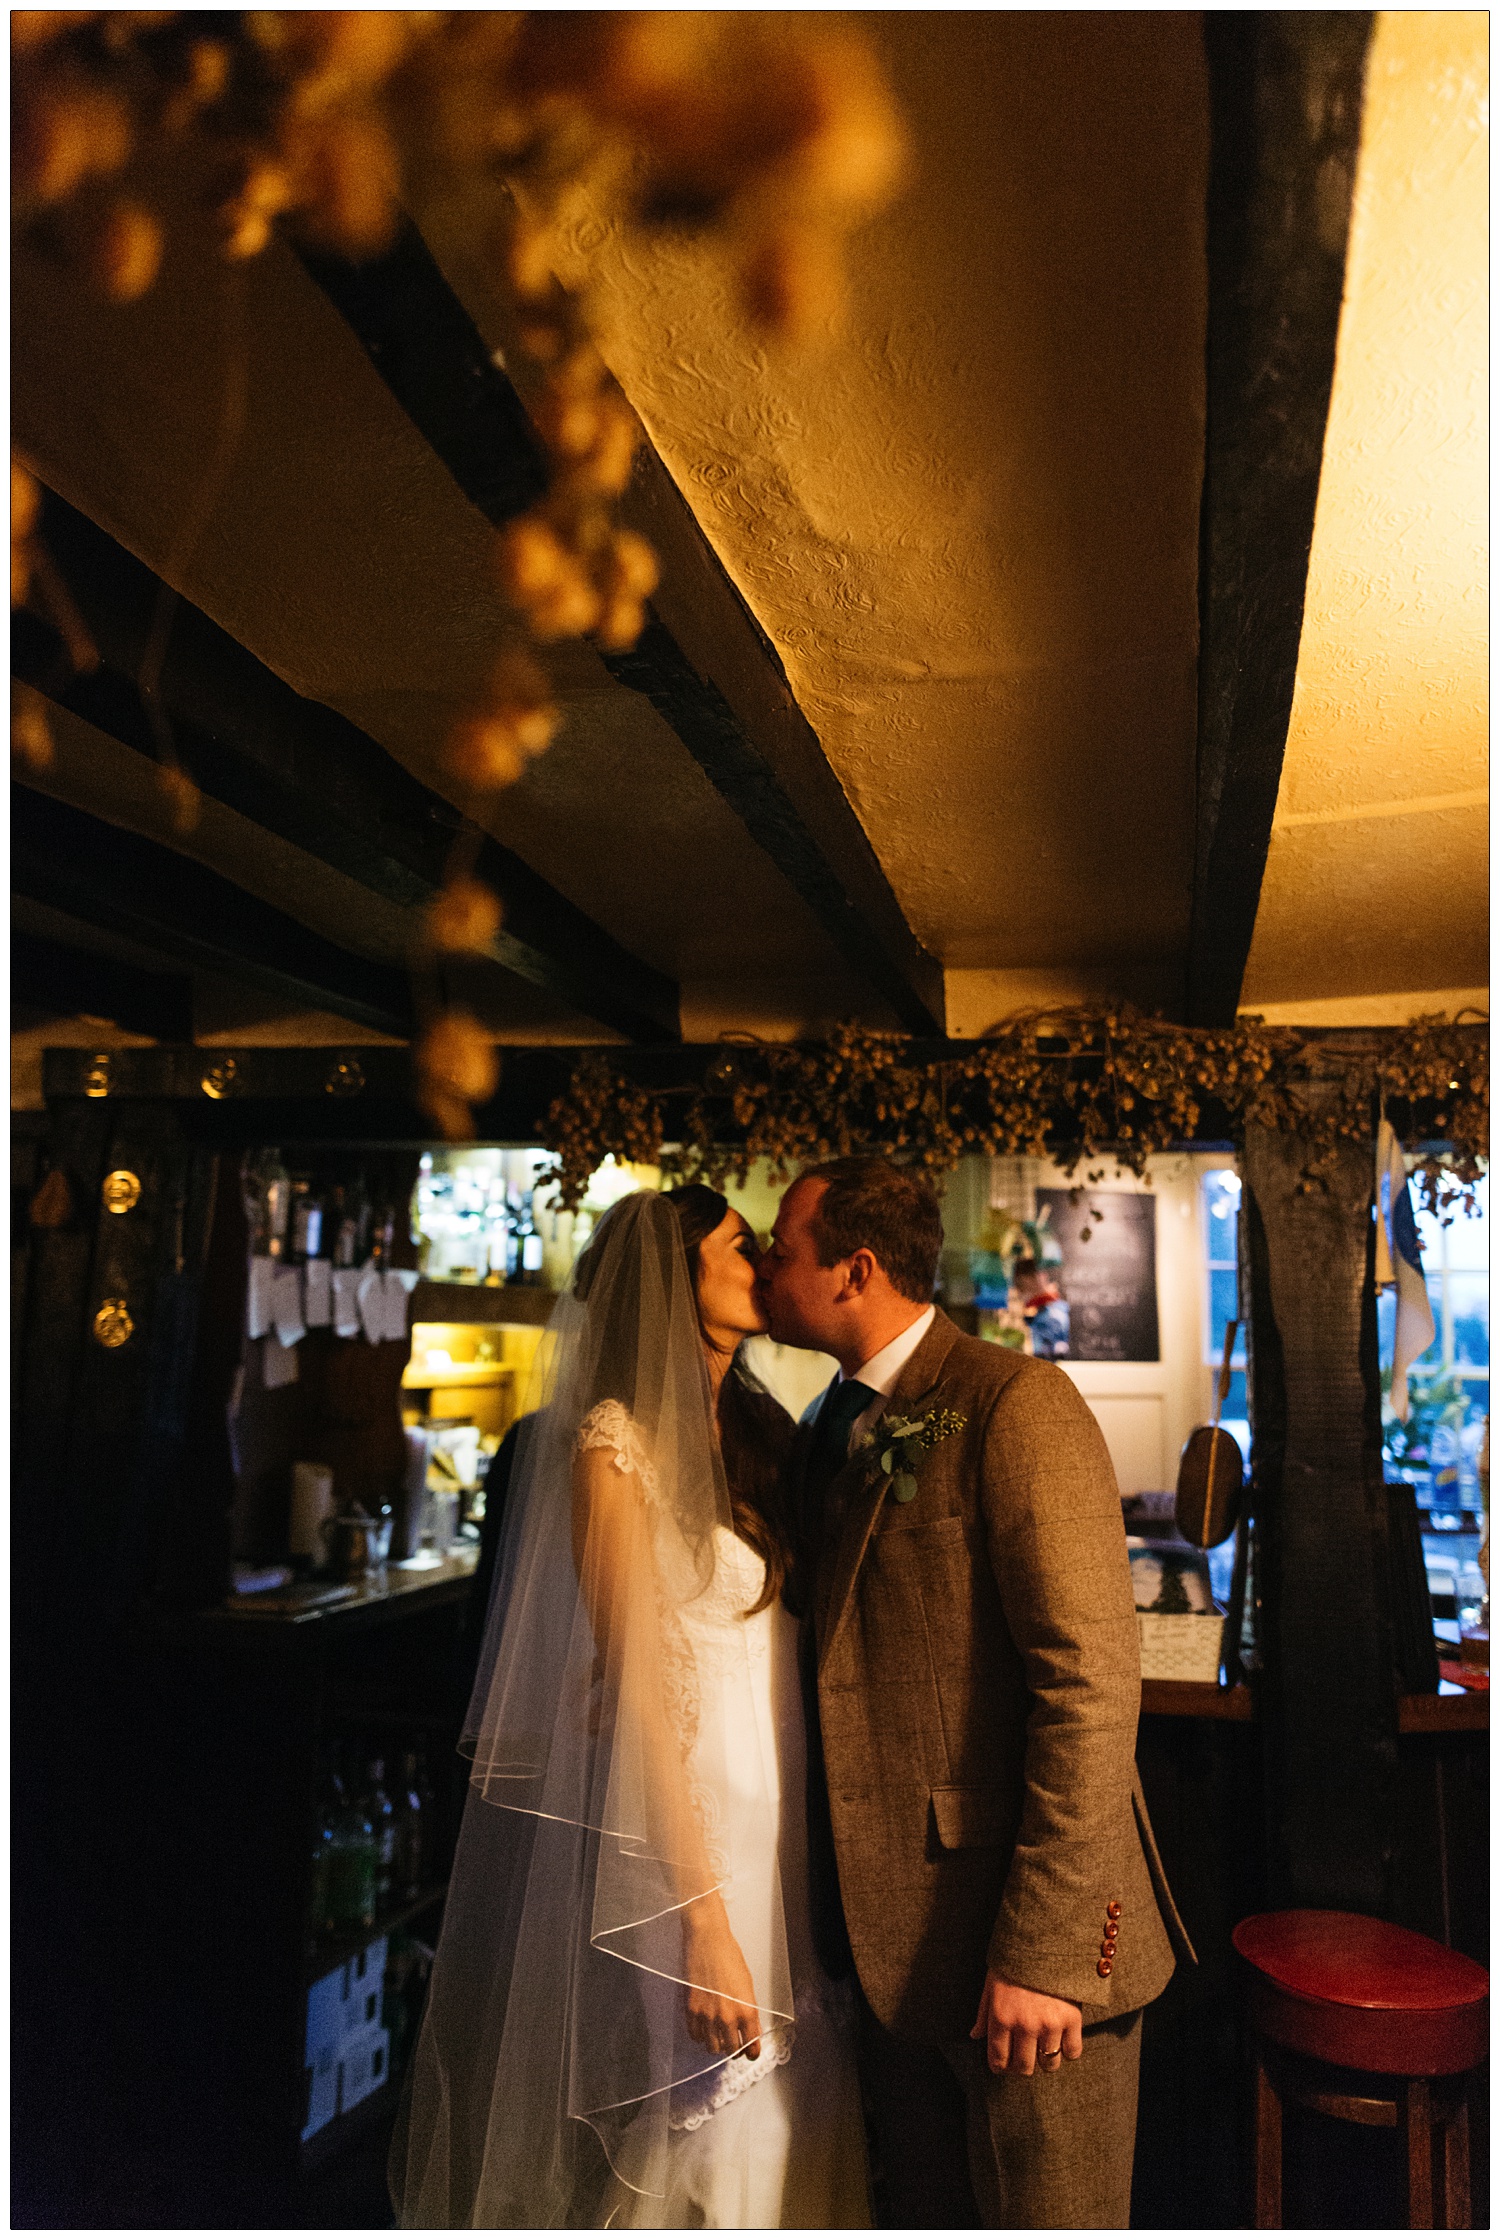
[370,1192,398,1271]
[514,1192,545,1286]
[242,1153,271,1257]
[394,1749,425,1901]
[332,1173,370,1269]
[262,1148,291,1261]
[483,1186,510,1286]
[364,1756,398,1910]
[308,1765,337,1943]
[290,1173,324,1264]
[325,1749,378,1932]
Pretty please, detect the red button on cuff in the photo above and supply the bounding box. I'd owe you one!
[1097,1958,1113,1978]
[1106,1902,1122,1921]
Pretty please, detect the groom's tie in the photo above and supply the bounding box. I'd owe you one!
[796,1378,876,1987]
[808,1378,878,1521]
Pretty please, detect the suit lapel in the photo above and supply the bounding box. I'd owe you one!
[816,1310,961,1673]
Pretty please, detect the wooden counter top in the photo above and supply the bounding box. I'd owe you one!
[210,1547,480,1630]
[1141,1679,1255,1719]
[1139,1676,1487,1730]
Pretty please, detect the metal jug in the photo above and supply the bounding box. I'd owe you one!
[319,1504,380,1581]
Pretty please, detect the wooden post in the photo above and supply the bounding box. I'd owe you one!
[1242,1104,1401,1912]
[1254,2051,1283,2228]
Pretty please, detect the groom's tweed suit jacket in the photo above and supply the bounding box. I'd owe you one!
[794,1307,1191,2042]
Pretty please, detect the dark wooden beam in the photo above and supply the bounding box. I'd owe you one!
[296,220,945,1035]
[13,784,414,1038]
[12,926,193,1041]
[1242,1112,1399,1910]
[19,493,681,1046]
[1187,13,1374,1026]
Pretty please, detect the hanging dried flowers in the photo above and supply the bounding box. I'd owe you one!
[12,10,907,1140]
[537,1011,1488,1214]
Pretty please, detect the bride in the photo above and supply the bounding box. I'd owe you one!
[391,1187,871,2229]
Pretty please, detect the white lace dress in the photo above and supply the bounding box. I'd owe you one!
[577,1403,871,2231]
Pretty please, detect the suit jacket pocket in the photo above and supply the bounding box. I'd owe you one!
[930,1785,1009,1849]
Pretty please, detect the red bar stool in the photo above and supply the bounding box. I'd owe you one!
[1233,1910,1488,2228]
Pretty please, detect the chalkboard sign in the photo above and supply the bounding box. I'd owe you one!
[1035,1189,1159,1363]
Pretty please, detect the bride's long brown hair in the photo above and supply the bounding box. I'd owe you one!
[663,1184,794,1614]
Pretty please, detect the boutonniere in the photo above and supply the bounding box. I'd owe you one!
[864,1407,967,1504]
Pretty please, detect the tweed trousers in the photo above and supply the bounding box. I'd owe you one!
[857,1987,1142,2230]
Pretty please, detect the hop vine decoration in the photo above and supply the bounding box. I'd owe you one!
[538,1011,1488,1213]
[11,10,907,1143]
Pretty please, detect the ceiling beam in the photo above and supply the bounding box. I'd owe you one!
[13,784,415,1039]
[299,222,946,1035]
[12,925,194,1042]
[18,493,680,1045]
[1186,11,1374,1026]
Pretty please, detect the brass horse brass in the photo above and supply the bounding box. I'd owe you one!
[83,1054,111,1098]
[201,1058,238,1099]
[101,1170,142,1215]
[93,1297,135,1349]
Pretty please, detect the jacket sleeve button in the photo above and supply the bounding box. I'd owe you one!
[1106,1901,1122,1921]
[1101,1940,1116,1957]
[1097,1958,1113,1978]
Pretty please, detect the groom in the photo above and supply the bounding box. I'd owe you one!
[759,1156,1190,2229]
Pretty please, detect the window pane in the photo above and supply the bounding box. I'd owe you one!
[1441,1180,1489,1270]
[1376,1289,1396,1364]
[1202,1171,1240,1264]
[1208,1267,1243,1362]
[1414,1201,1446,1268]
[1449,1274,1489,1369]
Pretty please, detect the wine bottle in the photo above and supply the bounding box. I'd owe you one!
[514,1194,545,1286]
[309,1763,337,1942]
[364,1756,398,1910]
[290,1174,324,1264]
[394,1750,425,1901]
[326,1748,378,1932]
[262,1148,291,1262]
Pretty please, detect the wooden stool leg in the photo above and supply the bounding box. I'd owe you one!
[1405,2077,1433,2228]
[1254,2051,1283,2228]
[1439,2087,1470,2230]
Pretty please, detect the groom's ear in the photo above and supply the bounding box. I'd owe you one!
[841,1246,879,1299]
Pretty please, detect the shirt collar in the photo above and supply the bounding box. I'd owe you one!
[841,1304,936,1401]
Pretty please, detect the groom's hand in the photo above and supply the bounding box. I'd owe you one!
[970,1971,1083,2076]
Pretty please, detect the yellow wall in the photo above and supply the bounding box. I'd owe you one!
[1243,11,1488,1013]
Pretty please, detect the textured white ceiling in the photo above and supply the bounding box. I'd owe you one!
[538,13,1209,1022]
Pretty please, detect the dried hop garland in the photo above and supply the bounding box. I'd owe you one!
[538,1011,1488,1216]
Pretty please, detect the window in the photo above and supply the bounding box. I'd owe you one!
[1200,1168,1248,1459]
[1380,1174,1488,1521]
[1377,1175,1489,1406]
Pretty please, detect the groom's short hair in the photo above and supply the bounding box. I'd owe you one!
[800,1157,943,1304]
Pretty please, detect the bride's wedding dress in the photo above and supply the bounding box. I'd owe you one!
[391,1193,869,2231]
[581,1402,869,2230]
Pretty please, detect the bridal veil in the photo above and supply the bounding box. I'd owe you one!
[391,1192,794,2227]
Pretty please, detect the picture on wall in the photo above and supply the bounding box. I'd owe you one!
[1035,1189,1160,1363]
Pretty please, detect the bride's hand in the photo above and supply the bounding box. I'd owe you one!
[683,1900,762,2062]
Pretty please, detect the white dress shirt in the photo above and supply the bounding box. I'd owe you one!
[837,1304,936,1455]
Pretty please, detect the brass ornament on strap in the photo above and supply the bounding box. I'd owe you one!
[83,1053,111,1099]
[325,1055,365,1099]
[101,1169,142,1215]
[93,1297,134,1349]
[201,1058,238,1100]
